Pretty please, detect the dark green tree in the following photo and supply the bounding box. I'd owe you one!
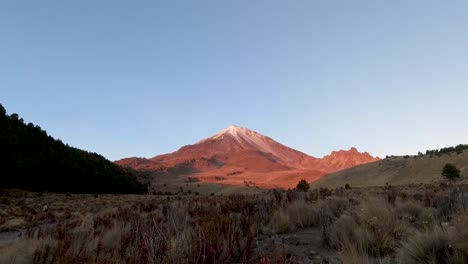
[0,104,5,116]
[442,163,460,181]
[296,179,310,192]
[0,103,146,194]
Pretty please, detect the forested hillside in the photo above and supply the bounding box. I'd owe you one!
[0,103,146,193]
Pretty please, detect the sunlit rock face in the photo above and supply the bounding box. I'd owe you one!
[115,126,379,188]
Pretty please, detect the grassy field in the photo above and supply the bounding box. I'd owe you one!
[313,150,468,188]
[1,182,468,263]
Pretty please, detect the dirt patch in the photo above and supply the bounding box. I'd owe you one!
[0,230,24,247]
[256,227,324,263]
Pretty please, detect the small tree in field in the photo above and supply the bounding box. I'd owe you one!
[442,163,460,181]
[296,179,310,192]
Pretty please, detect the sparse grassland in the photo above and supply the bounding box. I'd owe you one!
[1,183,467,263]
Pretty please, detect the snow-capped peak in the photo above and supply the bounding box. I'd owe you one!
[214,125,252,138]
[196,125,271,150]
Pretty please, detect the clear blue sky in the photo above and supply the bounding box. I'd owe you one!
[2,1,468,161]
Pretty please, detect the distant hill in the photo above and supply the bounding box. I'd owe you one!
[0,103,146,194]
[116,125,379,188]
[312,148,468,188]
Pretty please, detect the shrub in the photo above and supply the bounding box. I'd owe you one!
[326,199,412,258]
[442,163,460,181]
[395,201,435,229]
[450,216,468,257]
[326,214,363,243]
[397,229,454,264]
[319,187,332,198]
[267,200,320,233]
[345,183,351,190]
[295,179,310,192]
[325,197,349,217]
[327,243,370,264]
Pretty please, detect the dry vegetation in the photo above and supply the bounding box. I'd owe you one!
[1,183,468,263]
[313,150,468,188]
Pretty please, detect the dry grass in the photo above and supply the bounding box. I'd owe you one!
[396,201,436,231]
[322,184,468,263]
[0,183,467,263]
[0,239,39,264]
[326,199,413,258]
[326,242,370,264]
[267,200,321,233]
[396,228,459,264]
[266,195,349,234]
[313,150,468,188]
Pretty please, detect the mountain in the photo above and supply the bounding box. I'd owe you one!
[115,125,379,188]
[312,149,468,188]
[316,147,380,172]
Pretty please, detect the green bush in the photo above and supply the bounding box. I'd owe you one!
[442,163,460,181]
[296,179,310,192]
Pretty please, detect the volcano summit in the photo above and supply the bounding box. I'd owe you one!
[115,126,379,188]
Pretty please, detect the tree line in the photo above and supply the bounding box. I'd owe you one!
[0,103,146,194]
[425,144,468,157]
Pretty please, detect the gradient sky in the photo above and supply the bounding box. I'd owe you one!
[2,1,468,161]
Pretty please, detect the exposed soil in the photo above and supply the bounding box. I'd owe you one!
[256,228,324,264]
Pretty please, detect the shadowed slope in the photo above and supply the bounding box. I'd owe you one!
[0,103,146,194]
